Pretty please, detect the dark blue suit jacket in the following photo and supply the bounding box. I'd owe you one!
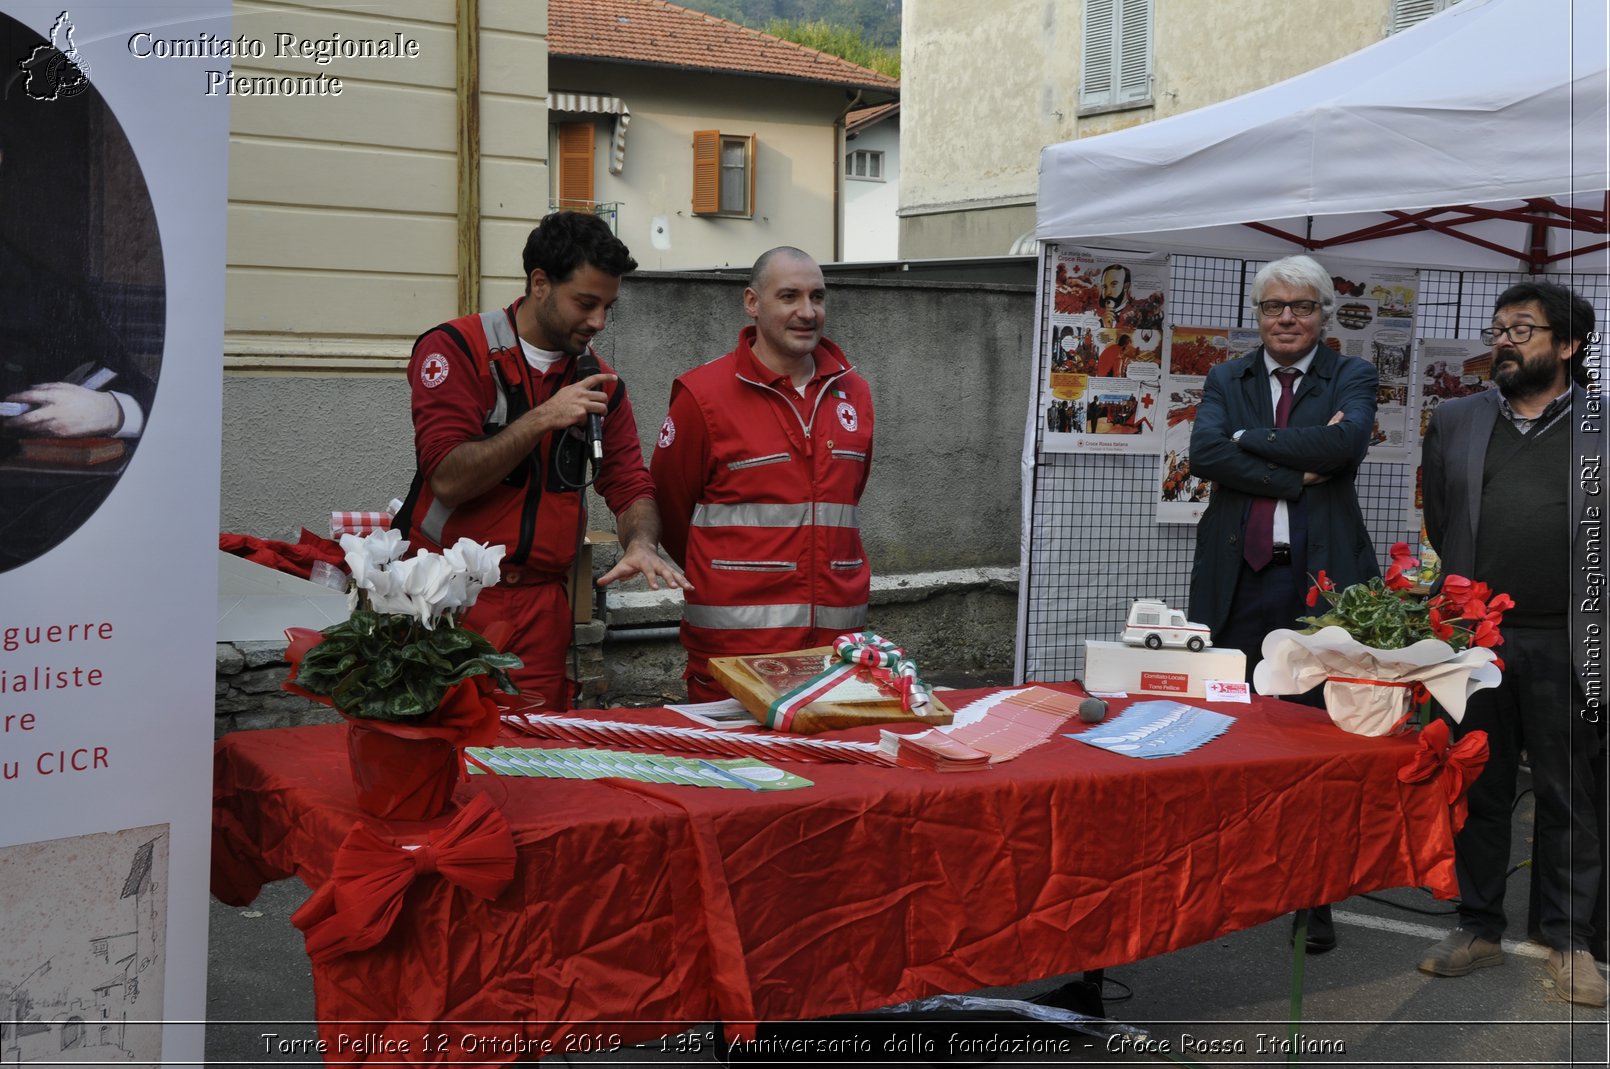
[1188,344,1381,633]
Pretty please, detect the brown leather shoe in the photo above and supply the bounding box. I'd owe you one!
[1418,928,1503,977]
[1547,949,1609,1007]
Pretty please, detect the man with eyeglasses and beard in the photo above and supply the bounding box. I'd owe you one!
[1416,281,1607,1007]
[1189,254,1380,955]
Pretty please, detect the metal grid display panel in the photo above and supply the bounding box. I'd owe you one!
[1025,456,1412,682]
[1021,253,1607,684]
[1025,451,1198,682]
[1416,270,1610,337]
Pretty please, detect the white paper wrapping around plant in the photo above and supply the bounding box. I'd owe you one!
[1253,626,1502,736]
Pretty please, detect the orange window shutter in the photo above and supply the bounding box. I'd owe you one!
[745,134,756,217]
[558,123,594,210]
[691,130,720,215]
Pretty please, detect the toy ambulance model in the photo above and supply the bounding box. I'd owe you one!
[1120,599,1213,652]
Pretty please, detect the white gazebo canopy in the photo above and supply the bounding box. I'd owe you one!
[1037,0,1608,272]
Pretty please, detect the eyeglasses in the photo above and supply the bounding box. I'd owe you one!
[1479,323,1552,345]
[1255,300,1320,318]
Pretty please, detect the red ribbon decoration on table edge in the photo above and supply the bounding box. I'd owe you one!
[1396,720,1490,834]
[290,792,517,963]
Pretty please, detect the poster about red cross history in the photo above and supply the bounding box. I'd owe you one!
[1406,335,1496,539]
[0,3,228,1065]
[1042,246,1166,454]
[1320,262,1421,461]
[1155,261,1422,523]
[1157,325,1261,524]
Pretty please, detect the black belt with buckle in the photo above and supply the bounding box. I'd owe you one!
[1270,544,1293,565]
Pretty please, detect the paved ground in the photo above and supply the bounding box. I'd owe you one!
[207,767,1609,1068]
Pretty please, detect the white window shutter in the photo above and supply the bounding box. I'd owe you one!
[1080,0,1116,108]
[1390,0,1456,34]
[1116,0,1152,103]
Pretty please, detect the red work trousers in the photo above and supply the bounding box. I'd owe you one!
[463,579,573,712]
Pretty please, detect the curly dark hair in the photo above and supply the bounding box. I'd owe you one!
[1494,280,1596,387]
[521,211,637,289]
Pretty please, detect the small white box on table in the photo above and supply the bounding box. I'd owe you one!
[1082,639,1246,698]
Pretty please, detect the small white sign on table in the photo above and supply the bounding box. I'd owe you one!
[1083,639,1247,699]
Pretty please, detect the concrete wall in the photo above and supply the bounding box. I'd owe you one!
[900,203,1037,261]
[220,274,1034,575]
[899,0,1397,257]
[549,58,851,271]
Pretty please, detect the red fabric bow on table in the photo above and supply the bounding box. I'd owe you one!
[290,793,516,963]
[1396,720,1489,833]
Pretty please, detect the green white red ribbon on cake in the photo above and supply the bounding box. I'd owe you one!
[763,632,932,732]
[832,632,931,710]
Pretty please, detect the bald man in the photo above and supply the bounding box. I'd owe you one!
[651,247,875,701]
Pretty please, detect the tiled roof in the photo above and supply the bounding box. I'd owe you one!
[549,0,899,93]
[846,101,899,134]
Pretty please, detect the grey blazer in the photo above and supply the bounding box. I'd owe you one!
[1421,384,1607,684]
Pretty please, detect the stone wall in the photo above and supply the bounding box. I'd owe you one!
[216,622,615,735]
[214,641,338,737]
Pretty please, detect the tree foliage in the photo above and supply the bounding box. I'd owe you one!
[677,0,902,52]
[763,17,898,78]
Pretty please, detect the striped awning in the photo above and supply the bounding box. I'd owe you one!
[549,91,631,175]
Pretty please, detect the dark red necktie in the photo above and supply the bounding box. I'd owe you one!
[1243,367,1301,571]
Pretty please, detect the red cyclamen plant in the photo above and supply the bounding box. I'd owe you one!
[1302,542,1512,668]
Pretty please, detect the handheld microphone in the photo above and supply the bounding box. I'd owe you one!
[574,351,605,464]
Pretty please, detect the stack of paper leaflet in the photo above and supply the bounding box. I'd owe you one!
[709,645,953,734]
[879,686,1086,771]
[877,730,991,772]
[465,745,813,790]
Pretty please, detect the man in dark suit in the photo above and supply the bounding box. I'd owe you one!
[1189,254,1380,953]
[1416,281,1607,1008]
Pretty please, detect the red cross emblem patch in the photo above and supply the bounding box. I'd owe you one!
[420,353,450,389]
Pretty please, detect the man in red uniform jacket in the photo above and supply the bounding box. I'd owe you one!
[652,247,874,701]
[398,212,688,710]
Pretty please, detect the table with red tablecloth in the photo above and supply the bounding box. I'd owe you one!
[211,688,1462,1063]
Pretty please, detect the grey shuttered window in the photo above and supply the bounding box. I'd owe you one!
[1080,0,1153,112]
[1389,0,1461,34]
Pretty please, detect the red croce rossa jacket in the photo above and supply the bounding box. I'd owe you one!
[653,326,874,675]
